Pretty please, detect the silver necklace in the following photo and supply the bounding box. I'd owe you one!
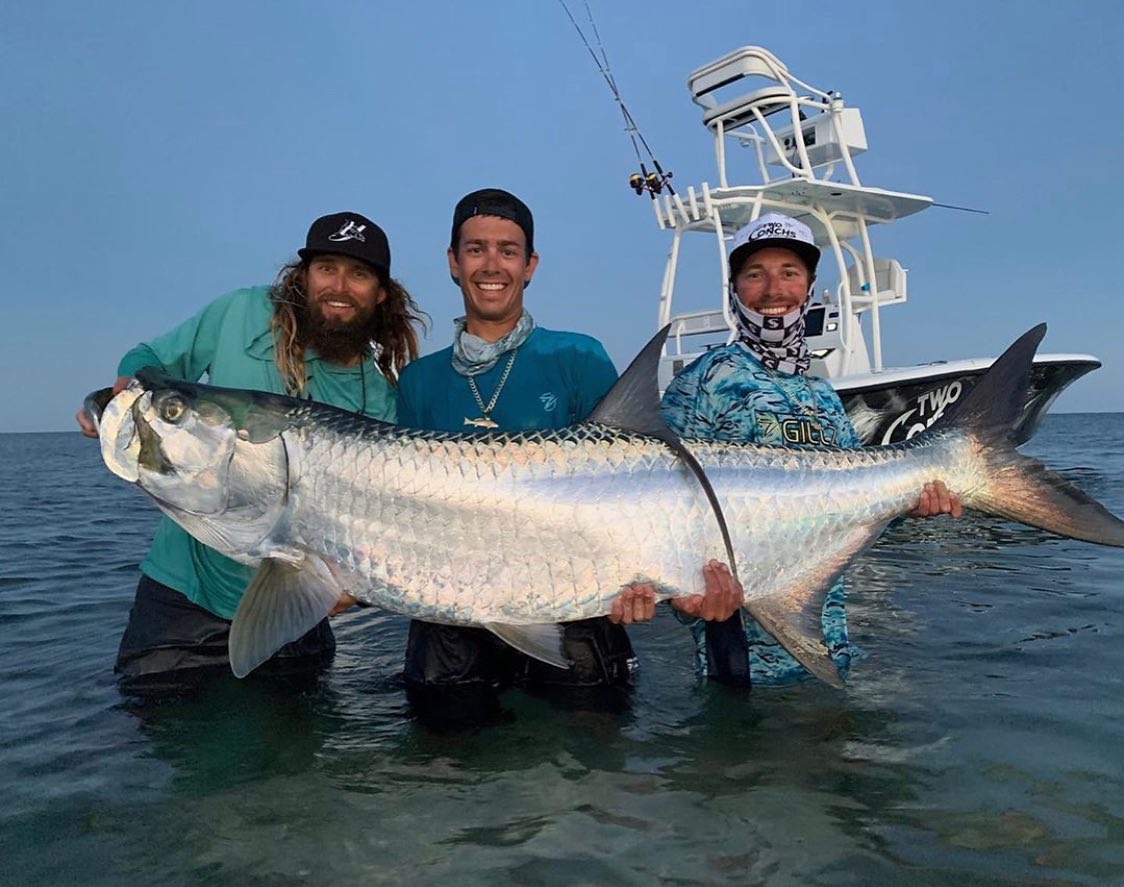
[464,350,517,429]
[765,366,819,420]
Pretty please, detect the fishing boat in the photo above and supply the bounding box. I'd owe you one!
[646,46,1098,445]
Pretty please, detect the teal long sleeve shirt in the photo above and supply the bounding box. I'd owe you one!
[119,286,397,619]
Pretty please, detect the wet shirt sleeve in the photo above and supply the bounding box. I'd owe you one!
[661,358,716,438]
[575,341,619,420]
[661,352,756,441]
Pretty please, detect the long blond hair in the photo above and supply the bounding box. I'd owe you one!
[269,260,427,395]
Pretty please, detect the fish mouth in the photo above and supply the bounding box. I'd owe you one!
[97,380,239,515]
[82,387,116,433]
[97,383,146,483]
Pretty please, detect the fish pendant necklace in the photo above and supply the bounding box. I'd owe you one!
[464,350,517,429]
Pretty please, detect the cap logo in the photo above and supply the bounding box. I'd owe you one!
[328,221,367,243]
[750,221,798,241]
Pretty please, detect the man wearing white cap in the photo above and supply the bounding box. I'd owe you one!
[650,212,960,686]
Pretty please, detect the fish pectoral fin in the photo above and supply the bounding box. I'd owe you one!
[484,623,569,670]
[228,555,343,678]
[160,509,269,565]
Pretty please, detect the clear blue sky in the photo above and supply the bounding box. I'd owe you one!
[2,0,1121,432]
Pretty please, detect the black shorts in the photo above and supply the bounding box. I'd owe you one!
[115,574,335,696]
[403,618,636,689]
[402,618,637,728]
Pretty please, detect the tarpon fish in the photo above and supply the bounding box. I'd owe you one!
[87,325,1124,684]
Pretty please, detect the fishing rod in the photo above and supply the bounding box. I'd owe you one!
[931,202,990,215]
[557,0,674,199]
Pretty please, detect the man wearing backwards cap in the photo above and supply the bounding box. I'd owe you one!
[76,211,426,696]
[619,212,961,687]
[395,188,639,726]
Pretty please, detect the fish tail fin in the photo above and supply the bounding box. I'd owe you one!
[938,324,1124,547]
[967,452,1124,546]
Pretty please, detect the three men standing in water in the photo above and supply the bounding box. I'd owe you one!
[79,199,958,709]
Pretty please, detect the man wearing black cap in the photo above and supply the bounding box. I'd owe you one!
[77,211,426,696]
[395,188,637,726]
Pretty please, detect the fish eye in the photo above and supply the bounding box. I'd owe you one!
[157,394,188,424]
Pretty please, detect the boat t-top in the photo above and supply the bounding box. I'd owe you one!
[648,46,1098,444]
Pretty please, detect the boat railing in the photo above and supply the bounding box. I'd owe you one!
[660,308,728,390]
[687,45,867,190]
[844,255,908,313]
[655,46,935,384]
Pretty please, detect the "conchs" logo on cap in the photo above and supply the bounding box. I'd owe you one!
[749,221,799,241]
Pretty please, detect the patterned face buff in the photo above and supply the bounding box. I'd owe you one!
[451,310,535,376]
[728,283,812,376]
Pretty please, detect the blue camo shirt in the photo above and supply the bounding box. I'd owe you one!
[660,342,862,685]
[396,326,617,432]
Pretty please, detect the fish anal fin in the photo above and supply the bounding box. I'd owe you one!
[484,623,569,669]
[228,555,343,678]
[744,528,881,688]
[745,596,844,688]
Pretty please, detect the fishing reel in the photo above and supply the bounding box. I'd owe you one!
[628,164,673,197]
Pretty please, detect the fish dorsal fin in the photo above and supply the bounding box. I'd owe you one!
[588,325,674,435]
[588,326,740,580]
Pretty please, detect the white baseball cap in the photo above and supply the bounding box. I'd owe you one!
[728,212,820,275]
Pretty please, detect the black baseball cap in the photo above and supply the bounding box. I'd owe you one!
[298,212,391,278]
[450,189,534,254]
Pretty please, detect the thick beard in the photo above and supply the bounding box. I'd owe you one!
[301,301,377,364]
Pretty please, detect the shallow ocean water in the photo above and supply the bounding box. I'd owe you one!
[2,414,1123,885]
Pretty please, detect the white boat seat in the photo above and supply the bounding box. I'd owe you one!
[689,46,790,109]
[701,86,796,133]
[846,257,907,309]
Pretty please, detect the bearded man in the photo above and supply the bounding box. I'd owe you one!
[77,211,426,695]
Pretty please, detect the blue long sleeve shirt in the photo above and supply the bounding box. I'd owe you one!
[661,342,861,684]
